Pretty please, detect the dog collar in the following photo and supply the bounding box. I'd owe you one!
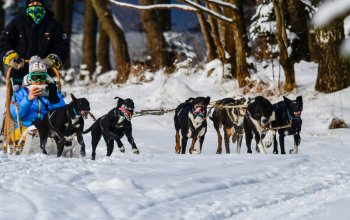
[72,106,80,117]
[287,110,300,121]
[192,108,205,118]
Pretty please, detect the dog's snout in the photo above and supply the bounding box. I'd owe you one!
[261,116,268,124]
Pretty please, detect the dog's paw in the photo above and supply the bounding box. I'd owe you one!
[119,146,125,153]
[289,149,298,154]
[255,146,260,153]
[132,148,140,154]
[80,151,86,157]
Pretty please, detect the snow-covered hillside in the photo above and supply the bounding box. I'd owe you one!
[1,61,350,220]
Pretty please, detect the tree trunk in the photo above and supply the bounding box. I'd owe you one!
[92,0,131,83]
[273,0,295,91]
[98,27,111,73]
[139,0,173,70]
[53,0,65,24]
[315,18,350,93]
[53,0,73,68]
[82,0,98,75]
[205,2,225,61]
[0,3,5,75]
[228,0,250,86]
[63,0,74,67]
[222,1,236,78]
[285,0,310,62]
[194,0,217,61]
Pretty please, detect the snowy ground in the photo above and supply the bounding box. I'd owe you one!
[1,61,350,220]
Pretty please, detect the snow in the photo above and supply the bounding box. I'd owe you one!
[109,0,196,11]
[312,0,350,27]
[313,0,350,56]
[2,0,14,9]
[1,61,350,219]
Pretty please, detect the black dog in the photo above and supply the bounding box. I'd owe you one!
[271,96,303,154]
[83,97,140,160]
[33,94,91,157]
[174,96,210,154]
[243,96,274,154]
[209,97,247,154]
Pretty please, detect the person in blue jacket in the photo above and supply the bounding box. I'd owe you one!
[10,56,65,130]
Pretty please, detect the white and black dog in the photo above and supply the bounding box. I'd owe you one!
[243,96,274,154]
[271,96,303,154]
[83,97,140,160]
[209,97,247,154]
[174,96,211,154]
[33,94,91,157]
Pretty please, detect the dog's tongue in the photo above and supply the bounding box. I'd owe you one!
[294,111,302,116]
[119,107,132,119]
[194,106,203,113]
[80,111,89,118]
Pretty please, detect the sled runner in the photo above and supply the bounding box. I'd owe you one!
[1,63,78,156]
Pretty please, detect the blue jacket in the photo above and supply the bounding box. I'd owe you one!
[10,87,65,127]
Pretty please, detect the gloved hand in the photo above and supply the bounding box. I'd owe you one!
[9,57,25,70]
[43,54,62,69]
[47,82,60,104]
[42,57,54,68]
[3,50,24,70]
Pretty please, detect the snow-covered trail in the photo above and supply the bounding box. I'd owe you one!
[1,62,350,219]
[1,126,350,220]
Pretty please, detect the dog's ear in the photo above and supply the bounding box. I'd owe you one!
[186,97,195,104]
[205,96,211,105]
[115,97,124,108]
[283,96,291,103]
[126,98,135,109]
[71,93,77,101]
[296,96,303,103]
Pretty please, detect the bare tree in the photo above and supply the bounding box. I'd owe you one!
[315,18,350,93]
[205,1,225,61]
[285,0,310,62]
[0,2,5,75]
[194,0,217,61]
[273,0,296,91]
[53,0,74,67]
[82,0,98,75]
[107,0,251,85]
[98,27,112,73]
[139,0,174,70]
[92,0,131,83]
[218,0,249,86]
[53,0,65,24]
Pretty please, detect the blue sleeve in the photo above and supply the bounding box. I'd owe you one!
[10,88,33,120]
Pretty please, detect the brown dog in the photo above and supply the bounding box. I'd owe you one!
[209,97,247,154]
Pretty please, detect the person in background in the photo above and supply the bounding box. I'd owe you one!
[0,0,69,85]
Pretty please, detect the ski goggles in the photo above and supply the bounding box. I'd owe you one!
[29,72,47,82]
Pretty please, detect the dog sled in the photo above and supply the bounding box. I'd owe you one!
[1,63,79,156]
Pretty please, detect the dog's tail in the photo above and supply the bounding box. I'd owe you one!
[82,125,93,134]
